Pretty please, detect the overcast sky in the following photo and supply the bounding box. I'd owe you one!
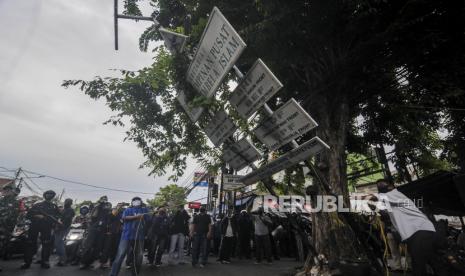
[0,0,206,204]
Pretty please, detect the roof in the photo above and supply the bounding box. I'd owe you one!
[0,177,14,189]
[397,171,465,216]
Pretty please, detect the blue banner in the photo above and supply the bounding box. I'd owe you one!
[194,181,208,187]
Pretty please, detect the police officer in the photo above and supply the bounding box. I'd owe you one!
[21,190,60,269]
[80,195,111,269]
[0,182,20,272]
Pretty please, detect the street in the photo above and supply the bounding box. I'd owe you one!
[1,255,301,276]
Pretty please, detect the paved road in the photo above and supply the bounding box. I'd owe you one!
[1,255,302,276]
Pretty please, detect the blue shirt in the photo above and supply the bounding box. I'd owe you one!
[121,207,149,240]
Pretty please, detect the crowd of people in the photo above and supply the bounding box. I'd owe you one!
[3,177,460,275]
[0,183,311,275]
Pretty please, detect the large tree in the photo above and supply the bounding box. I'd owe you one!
[146,184,186,209]
[64,0,465,273]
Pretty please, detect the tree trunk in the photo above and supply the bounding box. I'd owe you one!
[304,93,369,274]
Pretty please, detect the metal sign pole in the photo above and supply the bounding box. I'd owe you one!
[219,165,225,216]
[113,0,160,51]
[114,0,118,50]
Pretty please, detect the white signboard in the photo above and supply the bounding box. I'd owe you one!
[241,137,329,185]
[223,138,261,171]
[254,98,318,151]
[177,91,204,122]
[186,7,246,98]
[229,59,283,119]
[204,110,237,147]
[223,174,245,191]
[159,27,188,54]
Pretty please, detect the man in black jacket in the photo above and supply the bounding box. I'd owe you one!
[55,198,75,266]
[168,209,190,265]
[80,195,111,269]
[21,190,60,269]
[190,207,212,267]
[102,203,123,266]
[218,211,237,263]
[237,210,253,259]
[148,207,170,267]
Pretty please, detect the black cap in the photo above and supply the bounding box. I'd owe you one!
[43,190,56,198]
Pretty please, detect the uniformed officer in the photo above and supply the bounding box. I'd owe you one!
[21,190,60,269]
[0,182,20,272]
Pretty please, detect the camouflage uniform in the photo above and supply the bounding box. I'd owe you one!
[0,183,20,271]
[0,194,20,233]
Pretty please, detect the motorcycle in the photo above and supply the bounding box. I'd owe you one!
[3,219,30,260]
[65,223,86,264]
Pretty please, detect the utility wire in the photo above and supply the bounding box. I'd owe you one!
[0,169,16,173]
[21,179,41,196]
[180,163,202,188]
[17,168,155,195]
[21,170,43,192]
[0,172,14,178]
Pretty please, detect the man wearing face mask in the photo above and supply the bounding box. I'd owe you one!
[110,197,149,276]
[367,179,437,276]
[21,190,60,269]
[80,195,111,269]
[54,198,75,266]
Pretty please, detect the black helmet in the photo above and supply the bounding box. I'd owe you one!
[98,195,108,204]
[80,205,90,216]
[64,198,73,207]
[43,190,56,199]
[104,202,112,209]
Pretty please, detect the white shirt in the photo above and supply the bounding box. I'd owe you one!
[380,189,435,241]
[225,218,233,237]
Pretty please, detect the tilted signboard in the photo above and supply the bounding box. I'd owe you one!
[254,98,318,151]
[223,138,261,171]
[204,110,237,147]
[240,137,329,185]
[159,27,188,54]
[229,59,283,119]
[223,174,245,191]
[177,90,204,122]
[186,7,246,98]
